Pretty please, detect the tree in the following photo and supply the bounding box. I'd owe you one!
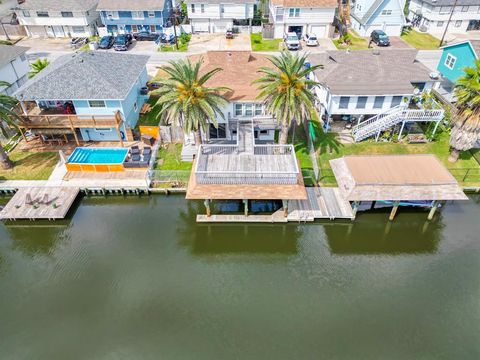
[28,58,50,79]
[254,51,323,145]
[0,81,21,169]
[152,58,230,145]
[448,59,480,162]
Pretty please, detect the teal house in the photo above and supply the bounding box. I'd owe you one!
[437,40,480,84]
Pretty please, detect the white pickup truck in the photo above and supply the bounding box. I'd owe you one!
[284,32,300,51]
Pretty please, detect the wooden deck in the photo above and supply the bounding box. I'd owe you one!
[197,209,288,223]
[0,187,80,220]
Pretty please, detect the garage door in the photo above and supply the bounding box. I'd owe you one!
[310,25,327,38]
[384,24,401,36]
[193,21,209,32]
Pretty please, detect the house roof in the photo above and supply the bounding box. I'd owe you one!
[440,40,480,59]
[14,52,149,101]
[309,49,433,95]
[0,45,29,69]
[97,0,165,11]
[17,0,98,11]
[271,0,337,7]
[419,0,478,6]
[186,0,256,3]
[330,155,468,201]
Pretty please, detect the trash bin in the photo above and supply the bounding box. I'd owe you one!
[142,134,154,146]
[89,42,99,50]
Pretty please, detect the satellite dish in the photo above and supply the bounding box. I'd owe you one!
[413,88,421,95]
[429,71,440,79]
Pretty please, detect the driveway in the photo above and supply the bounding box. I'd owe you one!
[188,33,251,53]
[369,36,412,49]
[17,37,72,61]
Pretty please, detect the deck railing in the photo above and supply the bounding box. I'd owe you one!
[19,113,119,129]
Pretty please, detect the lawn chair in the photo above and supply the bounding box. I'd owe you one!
[130,146,140,155]
[143,147,152,155]
[25,193,34,205]
[39,194,49,205]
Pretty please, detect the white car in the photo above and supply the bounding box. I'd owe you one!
[284,32,300,50]
[304,33,318,47]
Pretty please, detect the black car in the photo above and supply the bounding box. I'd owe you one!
[370,30,390,46]
[133,31,159,41]
[98,35,114,49]
[113,34,133,51]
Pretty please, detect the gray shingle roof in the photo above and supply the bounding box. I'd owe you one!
[420,0,479,5]
[15,51,149,101]
[97,0,165,11]
[18,0,99,11]
[186,0,256,4]
[0,44,29,68]
[309,49,433,95]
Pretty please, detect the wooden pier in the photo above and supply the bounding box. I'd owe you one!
[197,209,288,223]
[0,187,80,220]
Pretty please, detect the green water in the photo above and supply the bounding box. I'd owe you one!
[0,195,479,359]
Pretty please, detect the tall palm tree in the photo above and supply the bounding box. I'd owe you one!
[254,51,323,145]
[0,81,21,169]
[28,58,50,79]
[152,58,230,145]
[449,59,480,162]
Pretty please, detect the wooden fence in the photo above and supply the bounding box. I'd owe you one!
[159,126,184,143]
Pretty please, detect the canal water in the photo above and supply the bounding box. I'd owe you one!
[0,195,479,359]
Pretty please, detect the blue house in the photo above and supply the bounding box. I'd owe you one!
[14,52,149,145]
[97,0,173,35]
[437,40,480,84]
[350,0,406,37]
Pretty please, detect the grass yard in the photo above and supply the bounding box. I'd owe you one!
[137,97,161,127]
[160,42,188,52]
[333,31,369,51]
[155,143,192,171]
[250,33,281,51]
[0,149,58,180]
[401,29,439,50]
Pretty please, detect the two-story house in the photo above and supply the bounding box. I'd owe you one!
[14,52,149,145]
[186,0,257,33]
[0,45,30,96]
[268,0,336,39]
[350,0,407,36]
[97,0,172,35]
[408,0,480,36]
[14,0,100,38]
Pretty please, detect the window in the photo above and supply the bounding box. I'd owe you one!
[288,8,300,17]
[201,4,205,13]
[235,103,243,116]
[437,21,444,27]
[72,26,84,33]
[356,96,367,109]
[209,124,226,139]
[445,54,456,69]
[36,11,49,17]
[439,6,451,14]
[22,10,30,17]
[255,104,263,116]
[455,20,462,27]
[373,96,385,108]
[131,11,144,20]
[20,54,27,62]
[88,100,106,108]
[391,96,403,107]
[339,97,350,109]
[220,4,224,14]
[191,4,195,13]
[134,102,138,112]
[381,9,392,15]
[275,7,284,21]
[61,11,73,17]
[461,6,468,12]
[244,103,253,116]
[148,11,155,18]
[106,11,119,19]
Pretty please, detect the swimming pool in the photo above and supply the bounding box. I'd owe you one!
[66,147,129,172]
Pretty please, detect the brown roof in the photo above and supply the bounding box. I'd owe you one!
[271,0,337,7]
[188,51,272,102]
[330,155,468,201]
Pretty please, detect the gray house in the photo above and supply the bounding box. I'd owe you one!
[0,44,30,95]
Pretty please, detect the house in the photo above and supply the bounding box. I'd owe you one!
[97,0,173,35]
[308,49,444,141]
[14,52,149,145]
[0,45,30,96]
[408,0,480,36]
[267,0,336,39]
[185,0,257,33]
[350,0,407,36]
[14,0,100,38]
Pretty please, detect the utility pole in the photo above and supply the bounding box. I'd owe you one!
[439,0,458,47]
[170,11,179,50]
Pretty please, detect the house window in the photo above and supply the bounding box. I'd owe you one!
[106,11,119,19]
[455,20,462,27]
[134,102,138,112]
[461,6,468,12]
[339,97,350,109]
[132,25,138,32]
[148,11,155,18]
[356,96,367,109]
[61,11,73,17]
[391,96,403,107]
[244,103,253,116]
[22,10,30,17]
[288,8,300,17]
[36,11,49,17]
[220,4,225,14]
[88,100,106,108]
[234,103,243,116]
[373,96,385,108]
[20,54,26,62]
[445,54,456,69]
[209,123,227,139]
[439,6,451,14]
[72,26,84,33]
[357,4,361,11]
[255,104,263,116]
[201,4,205,13]
[131,11,144,20]
[191,4,195,13]
[437,21,444,27]
[275,7,284,22]
[381,9,392,15]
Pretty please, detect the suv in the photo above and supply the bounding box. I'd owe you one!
[370,30,390,46]
[98,35,114,49]
[113,34,133,51]
[304,33,318,47]
[284,32,300,50]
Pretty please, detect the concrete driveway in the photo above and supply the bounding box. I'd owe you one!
[188,33,251,53]
[369,36,412,49]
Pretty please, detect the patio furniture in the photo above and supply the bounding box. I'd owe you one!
[140,103,152,115]
[142,134,154,146]
[25,193,34,206]
[143,147,152,155]
[132,154,141,162]
[130,146,140,155]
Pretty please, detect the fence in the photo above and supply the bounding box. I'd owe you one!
[448,168,480,185]
[159,126,184,143]
[149,170,191,187]
[262,24,274,39]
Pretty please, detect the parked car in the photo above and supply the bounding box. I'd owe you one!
[370,30,390,46]
[156,33,176,45]
[70,37,89,50]
[113,34,133,51]
[284,32,300,51]
[226,29,234,39]
[98,35,115,49]
[133,31,160,41]
[304,33,319,47]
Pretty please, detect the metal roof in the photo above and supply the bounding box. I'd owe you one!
[17,0,99,11]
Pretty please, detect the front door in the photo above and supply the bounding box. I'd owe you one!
[52,26,65,37]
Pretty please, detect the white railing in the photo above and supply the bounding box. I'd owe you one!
[253,144,294,155]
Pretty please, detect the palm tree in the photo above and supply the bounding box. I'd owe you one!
[0,81,21,169]
[152,58,230,145]
[449,59,480,162]
[28,58,50,79]
[254,51,323,145]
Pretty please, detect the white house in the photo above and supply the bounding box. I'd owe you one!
[350,0,407,36]
[268,0,336,39]
[14,0,100,38]
[408,0,480,36]
[0,45,30,96]
[185,0,257,33]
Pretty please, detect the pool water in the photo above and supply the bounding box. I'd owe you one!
[68,147,129,164]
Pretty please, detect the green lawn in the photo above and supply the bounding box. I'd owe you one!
[137,97,161,127]
[333,31,369,50]
[401,29,440,50]
[155,143,192,171]
[0,149,58,180]
[250,33,281,51]
[159,41,188,52]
